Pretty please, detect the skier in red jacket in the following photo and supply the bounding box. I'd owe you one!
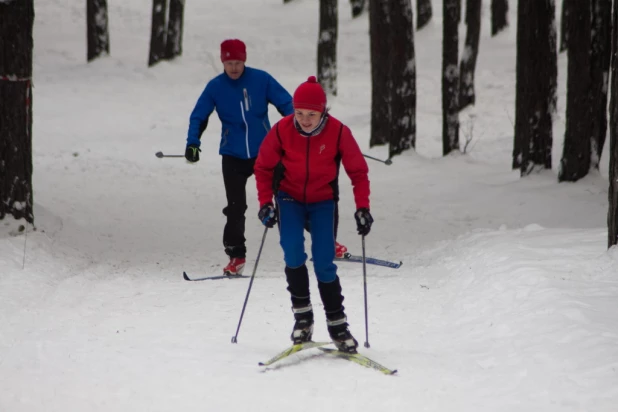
[254,76,373,353]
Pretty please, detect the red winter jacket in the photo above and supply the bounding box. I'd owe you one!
[255,114,370,209]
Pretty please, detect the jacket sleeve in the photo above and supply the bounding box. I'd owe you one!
[254,125,284,206]
[339,126,370,210]
[187,83,216,147]
[266,74,294,116]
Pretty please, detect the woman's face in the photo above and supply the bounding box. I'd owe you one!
[294,109,323,133]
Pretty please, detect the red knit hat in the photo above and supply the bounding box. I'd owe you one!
[220,39,247,62]
[293,76,326,112]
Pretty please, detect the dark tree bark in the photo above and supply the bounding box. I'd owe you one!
[559,0,569,52]
[388,0,416,156]
[369,0,391,146]
[491,0,508,36]
[87,0,110,62]
[350,0,366,18]
[559,0,592,182]
[512,1,527,168]
[417,0,432,30]
[0,0,34,224]
[589,0,612,169]
[317,0,338,96]
[148,0,167,67]
[513,0,556,174]
[608,0,618,248]
[442,0,460,156]
[459,0,481,110]
[164,0,184,60]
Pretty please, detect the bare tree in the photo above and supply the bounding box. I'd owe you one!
[491,0,508,36]
[87,0,110,62]
[148,0,167,67]
[513,0,556,174]
[388,0,416,156]
[350,0,366,18]
[417,0,432,30]
[317,0,338,96]
[559,0,569,52]
[369,0,391,146]
[442,0,460,155]
[608,0,618,248]
[459,0,481,110]
[164,0,184,59]
[589,0,612,169]
[559,0,592,182]
[0,0,34,224]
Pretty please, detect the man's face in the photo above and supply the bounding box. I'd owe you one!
[223,60,245,80]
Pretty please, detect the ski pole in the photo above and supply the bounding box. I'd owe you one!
[362,234,370,348]
[155,151,184,158]
[363,154,393,165]
[231,226,269,343]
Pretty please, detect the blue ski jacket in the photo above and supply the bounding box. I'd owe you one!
[186,67,293,159]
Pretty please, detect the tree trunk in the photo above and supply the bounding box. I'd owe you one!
[513,0,528,169]
[388,0,416,156]
[589,0,612,169]
[608,0,618,248]
[459,0,481,110]
[350,0,366,18]
[559,0,592,182]
[164,0,184,60]
[559,0,569,52]
[317,0,338,96]
[148,0,167,67]
[514,0,556,174]
[491,0,508,36]
[442,0,460,156]
[86,0,110,62]
[0,0,34,224]
[369,0,391,146]
[417,0,432,30]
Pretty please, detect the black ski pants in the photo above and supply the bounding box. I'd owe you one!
[222,155,256,259]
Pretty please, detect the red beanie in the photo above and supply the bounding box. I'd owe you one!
[293,76,326,112]
[220,39,247,62]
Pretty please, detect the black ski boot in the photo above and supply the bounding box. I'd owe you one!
[291,304,314,344]
[326,313,358,353]
[285,264,314,344]
[318,276,358,353]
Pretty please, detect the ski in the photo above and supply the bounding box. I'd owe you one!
[311,255,401,269]
[318,347,398,375]
[258,341,332,367]
[335,254,402,269]
[182,271,249,281]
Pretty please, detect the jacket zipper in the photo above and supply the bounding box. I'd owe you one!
[243,88,249,111]
[303,137,310,203]
[240,101,250,158]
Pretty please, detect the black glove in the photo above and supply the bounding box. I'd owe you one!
[354,208,373,236]
[258,203,277,228]
[185,145,201,162]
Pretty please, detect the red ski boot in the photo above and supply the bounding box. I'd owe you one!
[223,257,246,276]
[335,242,349,259]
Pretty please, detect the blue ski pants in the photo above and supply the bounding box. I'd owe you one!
[275,192,337,283]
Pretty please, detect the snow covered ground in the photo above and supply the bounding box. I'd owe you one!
[1,0,617,411]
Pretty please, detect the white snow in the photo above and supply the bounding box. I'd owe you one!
[1,0,617,411]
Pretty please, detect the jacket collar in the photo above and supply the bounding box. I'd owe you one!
[294,113,329,137]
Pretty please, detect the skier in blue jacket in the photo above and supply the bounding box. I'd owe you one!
[185,39,293,276]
